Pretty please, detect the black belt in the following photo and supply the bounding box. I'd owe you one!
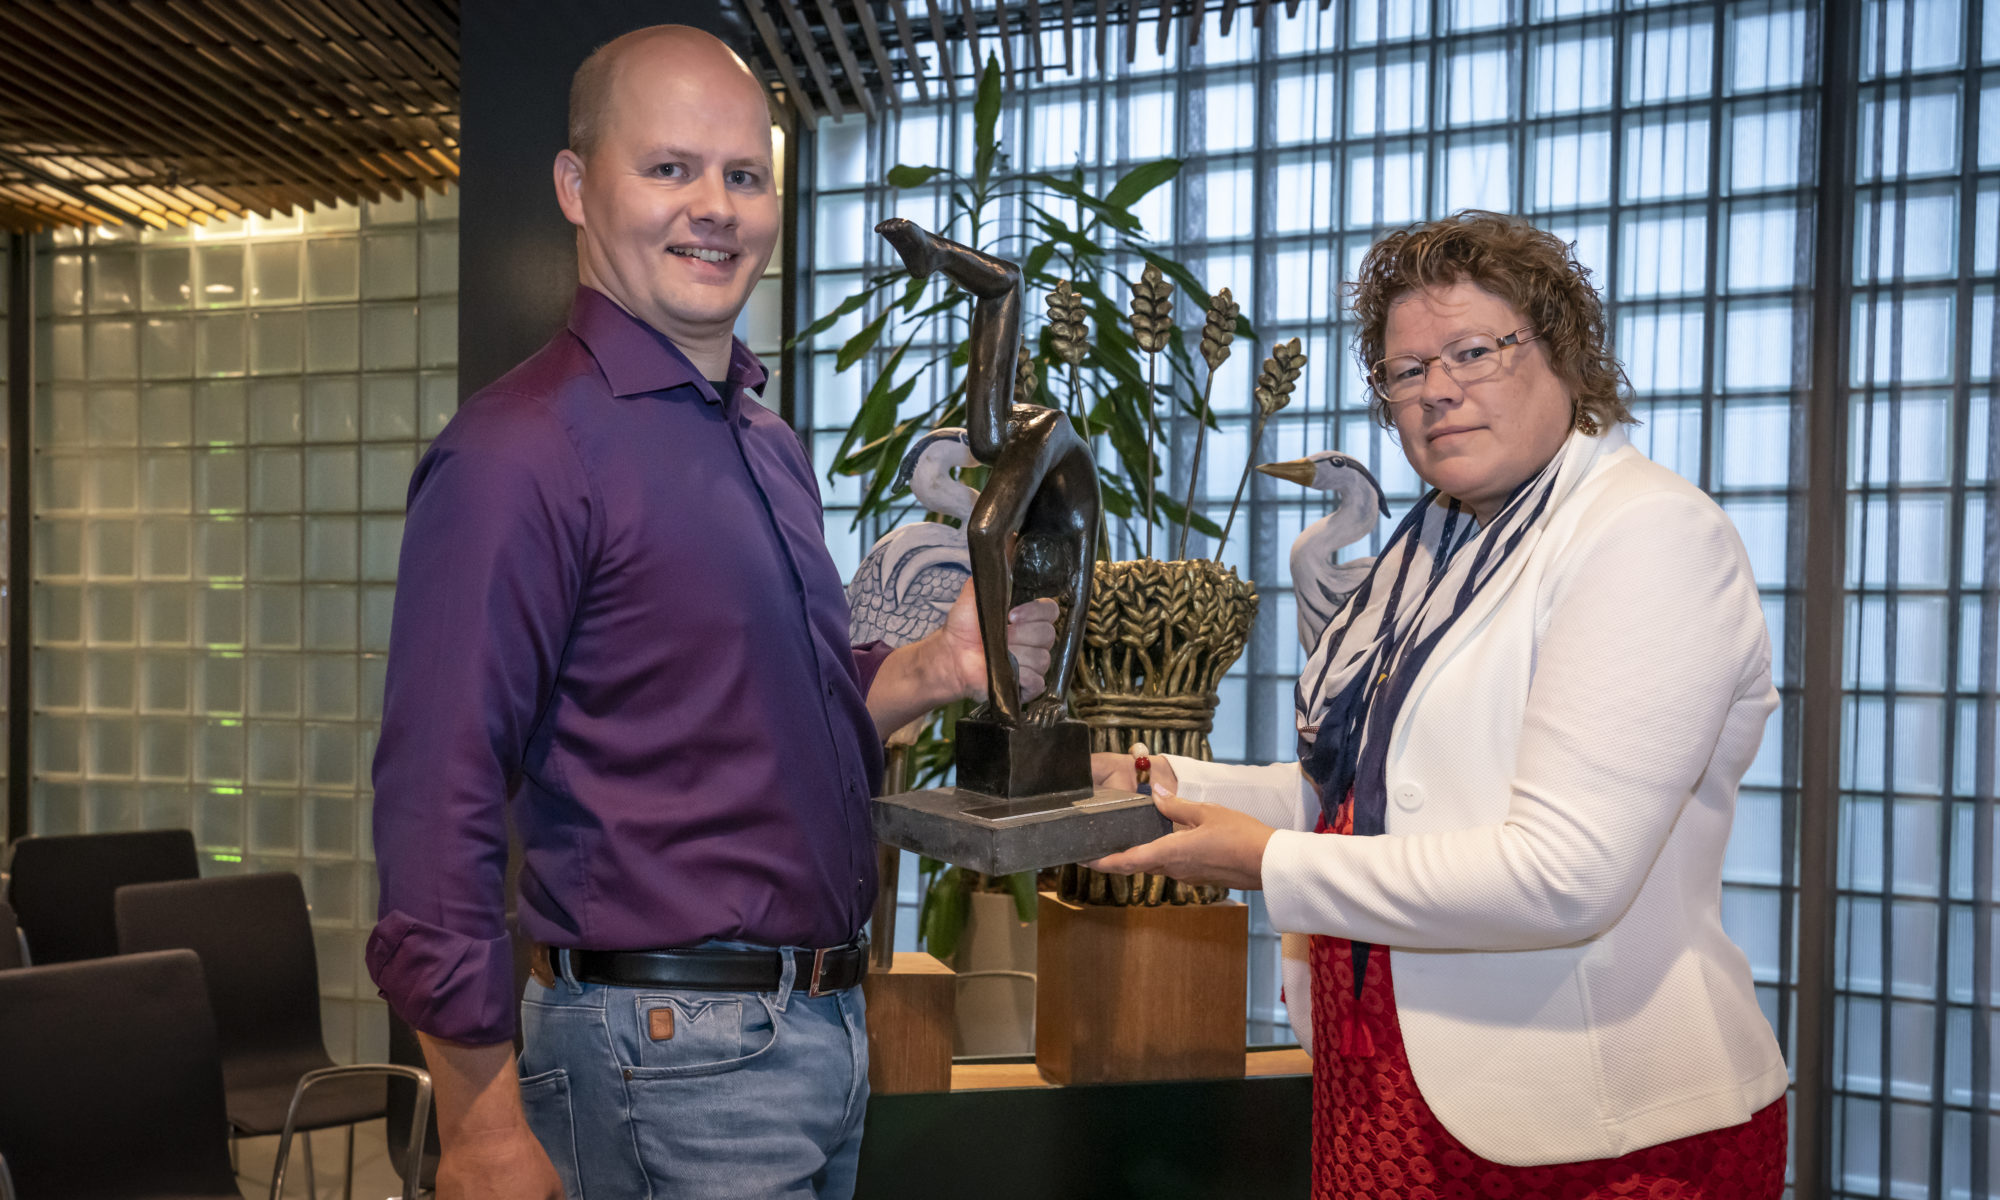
[549,938,869,998]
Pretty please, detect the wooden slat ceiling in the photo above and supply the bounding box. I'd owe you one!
[0,0,458,233]
[728,0,1331,124]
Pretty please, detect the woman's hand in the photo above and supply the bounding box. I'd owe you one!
[1086,790,1275,891]
[1090,752,1178,797]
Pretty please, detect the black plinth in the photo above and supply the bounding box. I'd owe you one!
[953,716,1092,799]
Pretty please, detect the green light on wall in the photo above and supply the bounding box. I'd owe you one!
[211,853,243,864]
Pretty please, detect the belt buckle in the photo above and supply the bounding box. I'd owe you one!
[807,946,834,998]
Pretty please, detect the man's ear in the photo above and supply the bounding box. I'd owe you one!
[553,149,587,229]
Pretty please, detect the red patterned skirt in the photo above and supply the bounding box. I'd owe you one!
[1306,803,1786,1199]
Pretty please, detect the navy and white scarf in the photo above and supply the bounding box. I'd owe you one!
[1293,427,1616,993]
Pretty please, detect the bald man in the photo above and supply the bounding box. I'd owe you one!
[366,27,1057,1200]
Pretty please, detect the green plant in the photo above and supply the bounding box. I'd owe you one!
[798,56,1256,958]
[788,53,1255,546]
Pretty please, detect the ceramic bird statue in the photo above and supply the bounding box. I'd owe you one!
[1256,450,1390,651]
[845,427,978,648]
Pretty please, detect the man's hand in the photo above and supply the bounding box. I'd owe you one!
[862,580,1061,736]
[1085,791,1275,891]
[936,578,1059,702]
[434,1125,566,1200]
[416,1034,566,1200]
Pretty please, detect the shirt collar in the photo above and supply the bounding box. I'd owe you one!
[566,284,770,404]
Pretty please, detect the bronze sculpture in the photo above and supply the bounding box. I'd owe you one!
[875,218,1100,732]
[868,220,1165,872]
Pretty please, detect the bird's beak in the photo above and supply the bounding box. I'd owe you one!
[1256,459,1317,486]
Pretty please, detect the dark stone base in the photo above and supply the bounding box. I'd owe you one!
[872,786,1170,877]
[953,716,1093,799]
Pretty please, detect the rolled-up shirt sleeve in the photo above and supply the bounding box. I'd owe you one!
[850,640,892,696]
[365,395,593,1045]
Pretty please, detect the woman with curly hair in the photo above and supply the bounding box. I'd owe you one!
[1092,210,1787,1198]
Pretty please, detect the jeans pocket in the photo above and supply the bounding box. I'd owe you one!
[620,989,781,1078]
[518,1067,583,1199]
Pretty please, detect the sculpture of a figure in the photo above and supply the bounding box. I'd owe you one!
[875,218,1100,728]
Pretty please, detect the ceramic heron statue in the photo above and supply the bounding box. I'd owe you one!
[845,427,978,648]
[1257,450,1390,651]
[848,427,983,969]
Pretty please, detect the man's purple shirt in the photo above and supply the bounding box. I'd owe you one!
[366,286,890,1045]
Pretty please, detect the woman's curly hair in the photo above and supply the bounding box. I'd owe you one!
[1348,210,1635,434]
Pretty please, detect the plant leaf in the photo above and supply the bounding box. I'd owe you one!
[921,866,969,961]
[886,163,948,188]
[1024,240,1056,279]
[786,281,887,351]
[831,339,912,466]
[1027,175,1141,232]
[835,309,892,373]
[846,425,920,528]
[1154,492,1224,540]
[1030,213,1101,260]
[1005,871,1038,923]
[1097,475,1136,520]
[973,55,1003,186]
[1103,158,1182,212]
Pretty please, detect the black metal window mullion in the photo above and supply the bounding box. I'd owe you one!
[1796,0,1860,1187]
[1931,0,1985,1188]
[1243,7,1280,763]
[1604,1,1628,341]
[1697,0,1728,498]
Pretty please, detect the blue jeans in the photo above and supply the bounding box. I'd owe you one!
[517,945,870,1199]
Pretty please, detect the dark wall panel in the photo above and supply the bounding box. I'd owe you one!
[458,0,727,399]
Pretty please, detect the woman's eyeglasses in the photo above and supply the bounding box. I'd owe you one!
[1370,327,1540,405]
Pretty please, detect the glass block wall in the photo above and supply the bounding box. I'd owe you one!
[1832,0,1999,1194]
[796,0,1814,1055]
[29,192,459,1063]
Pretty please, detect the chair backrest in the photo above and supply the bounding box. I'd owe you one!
[115,872,326,1072]
[0,900,21,969]
[0,949,237,1198]
[4,829,199,964]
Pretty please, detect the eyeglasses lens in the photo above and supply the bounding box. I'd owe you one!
[1375,333,1506,402]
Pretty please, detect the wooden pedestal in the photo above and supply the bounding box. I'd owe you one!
[861,952,956,1095]
[1033,891,1249,1086]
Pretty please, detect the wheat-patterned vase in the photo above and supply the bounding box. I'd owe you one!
[1059,558,1259,906]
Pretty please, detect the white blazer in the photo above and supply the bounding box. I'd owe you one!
[1163,430,1788,1166]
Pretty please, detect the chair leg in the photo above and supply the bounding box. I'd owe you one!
[343,1125,355,1200]
[302,1129,316,1197]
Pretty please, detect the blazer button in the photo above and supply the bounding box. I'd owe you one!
[1392,783,1424,811]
